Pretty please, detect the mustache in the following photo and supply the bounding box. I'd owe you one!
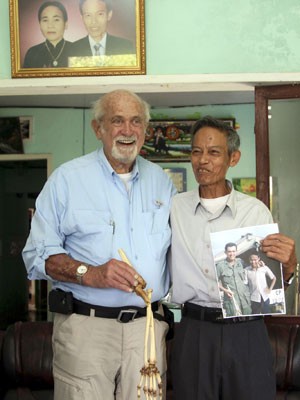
[114,135,137,143]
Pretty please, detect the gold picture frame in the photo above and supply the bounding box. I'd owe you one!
[9,0,145,78]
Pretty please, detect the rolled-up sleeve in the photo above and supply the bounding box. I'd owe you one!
[22,171,67,281]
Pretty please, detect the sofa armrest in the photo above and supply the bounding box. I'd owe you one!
[265,315,300,392]
[2,321,54,390]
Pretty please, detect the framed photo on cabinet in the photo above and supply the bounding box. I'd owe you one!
[9,0,146,78]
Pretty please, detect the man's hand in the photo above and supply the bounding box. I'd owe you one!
[260,233,298,279]
[86,259,142,292]
[224,287,233,298]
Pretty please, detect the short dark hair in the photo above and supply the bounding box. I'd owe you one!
[38,1,68,22]
[249,252,260,259]
[225,242,237,251]
[191,116,240,155]
[79,0,113,14]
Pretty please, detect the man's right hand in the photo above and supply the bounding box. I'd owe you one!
[86,259,140,292]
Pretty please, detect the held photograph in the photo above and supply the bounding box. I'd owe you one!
[9,0,145,77]
[210,223,286,319]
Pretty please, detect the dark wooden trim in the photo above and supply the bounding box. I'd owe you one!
[255,84,300,207]
[255,87,270,206]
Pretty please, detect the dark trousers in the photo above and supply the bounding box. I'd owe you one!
[172,316,276,400]
[251,298,271,314]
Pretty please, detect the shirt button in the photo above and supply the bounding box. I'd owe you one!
[205,269,209,274]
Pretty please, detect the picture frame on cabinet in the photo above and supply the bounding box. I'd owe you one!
[140,118,236,162]
[9,0,146,78]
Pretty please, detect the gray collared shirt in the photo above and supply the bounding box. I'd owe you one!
[169,182,273,308]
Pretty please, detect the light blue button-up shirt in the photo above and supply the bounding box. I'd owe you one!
[22,148,176,307]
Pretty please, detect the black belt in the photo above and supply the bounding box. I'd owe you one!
[49,289,165,323]
[182,302,263,324]
[73,298,163,323]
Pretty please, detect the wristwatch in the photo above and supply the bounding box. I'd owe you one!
[76,264,89,285]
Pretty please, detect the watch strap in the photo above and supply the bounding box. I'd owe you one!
[76,264,89,285]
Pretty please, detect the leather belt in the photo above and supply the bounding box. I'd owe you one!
[182,302,263,324]
[73,298,163,323]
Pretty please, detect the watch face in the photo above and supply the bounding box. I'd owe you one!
[77,265,88,275]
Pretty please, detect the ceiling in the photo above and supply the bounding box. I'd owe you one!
[0,74,258,109]
[2,73,300,109]
[0,90,255,109]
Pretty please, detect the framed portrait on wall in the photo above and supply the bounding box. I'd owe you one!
[141,120,195,162]
[140,118,236,162]
[9,0,145,78]
[163,168,187,193]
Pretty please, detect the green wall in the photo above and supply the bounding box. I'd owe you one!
[2,1,300,78]
[0,103,255,190]
[1,0,299,181]
[1,0,297,183]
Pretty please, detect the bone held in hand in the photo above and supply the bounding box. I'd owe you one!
[118,248,149,304]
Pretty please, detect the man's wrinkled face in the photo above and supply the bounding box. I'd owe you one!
[93,93,146,171]
[191,127,234,188]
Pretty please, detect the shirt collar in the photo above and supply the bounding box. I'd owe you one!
[192,180,237,217]
[45,38,64,50]
[226,181,238,218]
[88,33,107,51]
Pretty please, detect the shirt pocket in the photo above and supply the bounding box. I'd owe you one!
[238,270,247,282]
[221,268,234,286]
[143,206,171,261]
[63,210,114,260]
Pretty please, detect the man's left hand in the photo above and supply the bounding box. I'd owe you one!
[260,233,297,279]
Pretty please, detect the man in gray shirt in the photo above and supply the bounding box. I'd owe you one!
[170,116,297,400]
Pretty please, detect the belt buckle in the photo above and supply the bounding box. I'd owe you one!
[213,313,224,322]
[230,317,248,323]
[117,309,138,323]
